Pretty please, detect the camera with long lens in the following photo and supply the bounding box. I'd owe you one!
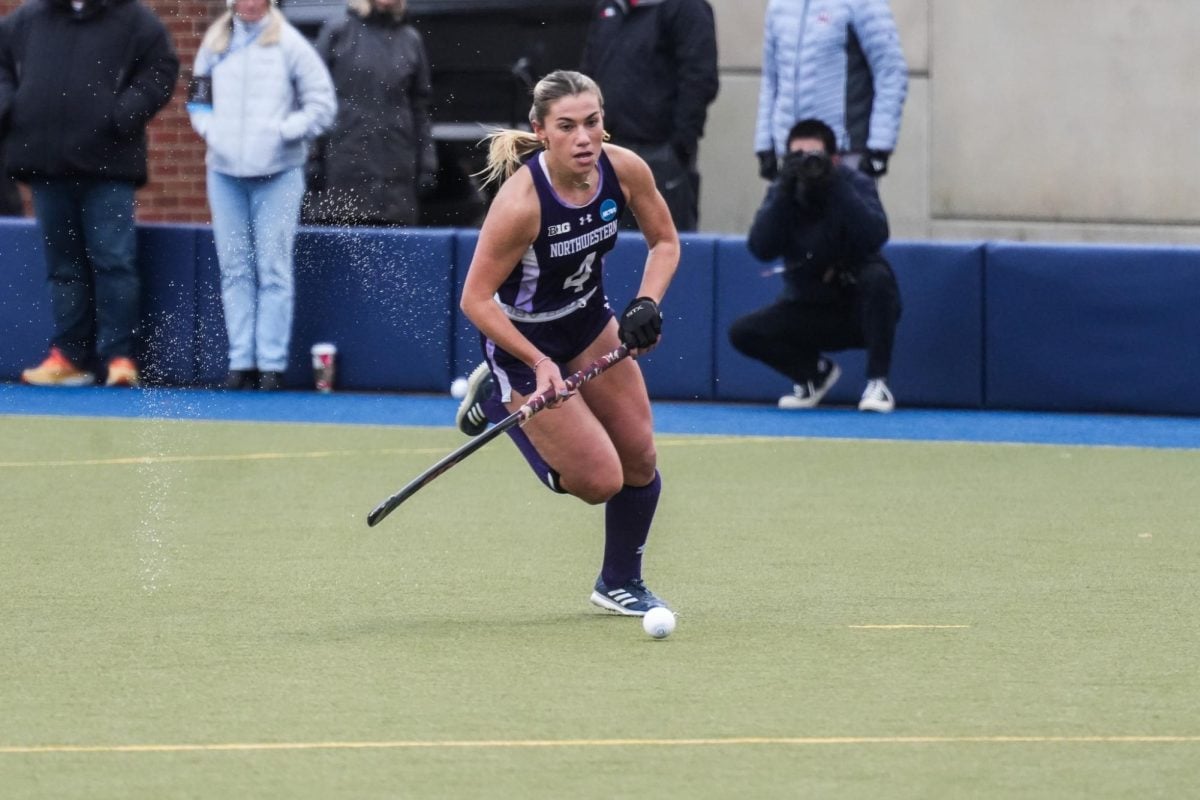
[797,151,831,181]
[781,149,833,202]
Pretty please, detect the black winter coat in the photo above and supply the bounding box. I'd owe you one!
[581,0,718,160]
[309,10,436,226]
[0,0,179,186]
[748,165,890,303]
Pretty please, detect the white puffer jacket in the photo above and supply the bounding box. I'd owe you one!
[189,10,336,178]
[754,0,907,156]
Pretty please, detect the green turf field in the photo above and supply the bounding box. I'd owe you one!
[2,415,1198,798]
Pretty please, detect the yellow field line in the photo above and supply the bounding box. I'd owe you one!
[0,447,447,468]
[3,735,1199,755]
[0,436,756,469]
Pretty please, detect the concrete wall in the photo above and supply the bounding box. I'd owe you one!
[700,0,1200,244]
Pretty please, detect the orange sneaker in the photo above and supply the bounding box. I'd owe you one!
[21,347,94,386]
[105,357,140,388]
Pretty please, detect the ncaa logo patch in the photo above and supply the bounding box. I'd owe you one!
[600,198,619,222]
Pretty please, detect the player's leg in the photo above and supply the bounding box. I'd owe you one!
[507,379,626,504]
[568,320,669,614]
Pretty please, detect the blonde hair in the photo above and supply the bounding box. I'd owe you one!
[476,70,605,189]
[348,0,407,20]
[202,6,284,54]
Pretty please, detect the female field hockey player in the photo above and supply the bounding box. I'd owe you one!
[456,70,680,616]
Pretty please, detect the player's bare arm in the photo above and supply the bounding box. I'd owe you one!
[459,170,569,397]
[605,144,680,304]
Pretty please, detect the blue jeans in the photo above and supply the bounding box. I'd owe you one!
[30,179,138,367]
[207,167,305,372]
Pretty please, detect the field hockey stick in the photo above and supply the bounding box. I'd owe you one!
[366,344,631,527]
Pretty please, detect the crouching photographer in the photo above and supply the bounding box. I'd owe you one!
[729,118,902,412]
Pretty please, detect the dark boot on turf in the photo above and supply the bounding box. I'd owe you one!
[257,371,284,391]
[225,369,258,390]
[455,361,495,436]
[589,577,670,617]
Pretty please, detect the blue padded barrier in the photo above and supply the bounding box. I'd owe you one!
[136,224,202,386]
[451,231,718,401]
[195,226,456,391]
[601,233,717,400]
[290,227,455,392]
[192,230,226,386]
[715,238,986,407]
[985,242,1200,415]
[878,241,985,409]
[3,217,1199,417]
[0,218,51,381]
[713,235,789,402]
[451,230,480,381]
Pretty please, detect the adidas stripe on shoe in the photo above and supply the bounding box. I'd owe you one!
[589,577,669,617]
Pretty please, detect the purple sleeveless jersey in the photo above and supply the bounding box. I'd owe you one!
[493,149,625,319]
[479,149,628,492]
[484,148,627,402]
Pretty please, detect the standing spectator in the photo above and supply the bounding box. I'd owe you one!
[0,10,21,220]
[0,0,178,387]
[0,138,22,216]
[581,0,718,232]
[304,0,437,227]
[730,118,901,412]
[189,0,336,391]
[754,0,907,180]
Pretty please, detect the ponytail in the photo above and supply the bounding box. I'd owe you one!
[476,129,543,190]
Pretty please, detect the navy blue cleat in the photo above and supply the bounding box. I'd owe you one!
[589,577,670,616]
[455,362,495,436]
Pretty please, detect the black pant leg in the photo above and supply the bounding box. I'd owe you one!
[729,298,858,384]
[853,260,902,380]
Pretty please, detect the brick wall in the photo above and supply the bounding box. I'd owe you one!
[0,0,226,223]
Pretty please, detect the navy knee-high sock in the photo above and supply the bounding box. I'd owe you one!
[601,470,662,586]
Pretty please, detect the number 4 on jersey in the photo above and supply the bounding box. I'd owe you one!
[562,251,595,293]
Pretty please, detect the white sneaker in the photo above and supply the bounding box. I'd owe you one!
[778,358,840,410]
[858,379,895,413]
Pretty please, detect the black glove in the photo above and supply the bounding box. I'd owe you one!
[860,149,891,177]
[756,150,778,181]
[618,297,662,350]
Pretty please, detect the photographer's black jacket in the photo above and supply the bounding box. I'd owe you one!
[0,0,179,186]
[748,165,889,302]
